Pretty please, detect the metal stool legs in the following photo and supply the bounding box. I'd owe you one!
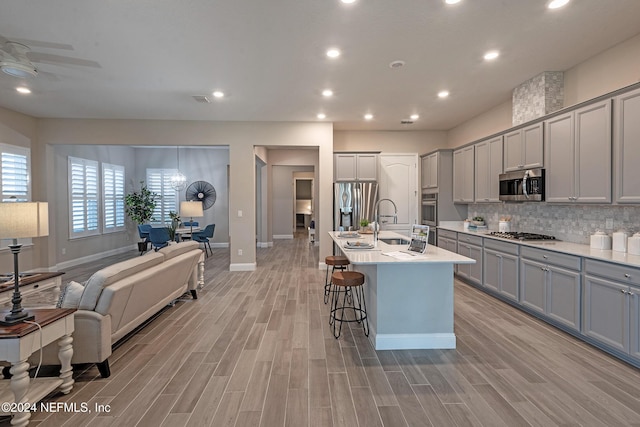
[324,264,347,304]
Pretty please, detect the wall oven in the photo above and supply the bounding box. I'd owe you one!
[499,168,545,202]
[421,192,437,245]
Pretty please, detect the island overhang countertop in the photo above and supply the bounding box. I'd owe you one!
[329,230,475,265]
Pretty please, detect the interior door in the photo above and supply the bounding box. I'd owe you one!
[378,154,418,235]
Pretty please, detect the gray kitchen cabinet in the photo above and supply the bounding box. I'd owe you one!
[453,145,474,203]
[437,229,458,274]
[334,153,378,181]
[503,122,543,172]
[520,247,582,332]
[584,259,640,361]
[483,239,519,302]
[456,234,482,285]
[545,100,612,203]
[474,136,503,202]
[614,87,640,203]
[421,152,438,189]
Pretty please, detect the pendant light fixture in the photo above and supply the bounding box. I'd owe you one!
[170,146,187,190]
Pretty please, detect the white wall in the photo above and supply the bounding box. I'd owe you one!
[334,130,446,155]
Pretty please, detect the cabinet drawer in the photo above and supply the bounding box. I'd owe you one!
[521,247,581,271]
[457,233,483,246]
[585,259,640,286]
[437,229,457,240]
[484,238,519,256]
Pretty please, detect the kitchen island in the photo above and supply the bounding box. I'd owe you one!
[329,230,474,350]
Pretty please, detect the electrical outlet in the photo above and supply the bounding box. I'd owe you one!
[61,248,66,255]
[606,218,614,229]
[238,249,243,256]
[238,210,243,218]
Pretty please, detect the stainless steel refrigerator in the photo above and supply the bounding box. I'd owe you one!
[334,182,378,230]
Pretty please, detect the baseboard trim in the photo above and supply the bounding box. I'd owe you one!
[229,262,257,272]
[318,262,327,270]
[211,242,229,248]
[55,244,137,270]
[273,234,294,240]
[256,241,269,248]
[372,333,456,350]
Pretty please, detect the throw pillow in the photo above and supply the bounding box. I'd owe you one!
[56,280,85,309]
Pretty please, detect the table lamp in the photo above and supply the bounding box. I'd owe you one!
[180,200,203,238]
[0,202,49,326]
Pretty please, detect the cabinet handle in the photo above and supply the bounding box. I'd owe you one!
[629,292,635,296]
[540,267,546,271]
[624,273,631,278]
[543,255,548,259]
[621,289,627,294]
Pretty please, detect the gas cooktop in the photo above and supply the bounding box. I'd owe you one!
[488,231,556,241]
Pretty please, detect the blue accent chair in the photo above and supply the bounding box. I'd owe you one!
[183,221,199,227]
[149,227,170,251]
[137,224,152,255]
[192,224,215,257]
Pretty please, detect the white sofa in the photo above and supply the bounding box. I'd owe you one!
[38,241,204,378]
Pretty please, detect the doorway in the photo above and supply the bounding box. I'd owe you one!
[293,176,314,232]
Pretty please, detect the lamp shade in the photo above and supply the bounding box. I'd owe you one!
[180,200,203,218]
[0,202,49,239]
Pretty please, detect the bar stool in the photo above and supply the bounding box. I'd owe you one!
[324,255,350,304]
[329,271,369,339]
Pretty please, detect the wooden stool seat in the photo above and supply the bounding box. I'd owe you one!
[325,255,350,266]
[331,271,364,287]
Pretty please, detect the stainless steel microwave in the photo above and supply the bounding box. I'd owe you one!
[499,168,545,202]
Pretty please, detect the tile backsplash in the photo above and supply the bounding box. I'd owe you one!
[512,71,564,126]
[468,203,640,244]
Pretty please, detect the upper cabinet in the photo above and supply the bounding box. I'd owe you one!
[545,100,612,203]
[334,153,378,181]
[421,152,438,190]
[453,145,475,203]
[474,136,503,203]
[503,122,544,172]
[614,88,640,203]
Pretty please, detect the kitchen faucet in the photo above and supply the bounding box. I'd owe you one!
[373,198,398,244]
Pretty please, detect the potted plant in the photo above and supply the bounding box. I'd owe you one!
[359,218,370,230]
[125,181,159,252]
[167,211,181,242]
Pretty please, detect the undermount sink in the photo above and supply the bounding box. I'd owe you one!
[378,237,410,245]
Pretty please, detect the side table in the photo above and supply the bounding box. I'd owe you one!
[0,308,75,427]
[0,272,64,307]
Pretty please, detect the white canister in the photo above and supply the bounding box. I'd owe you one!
[612,230,629,253]
[590,231,612,250]
[499,221,511,233]
[628,233,640,256]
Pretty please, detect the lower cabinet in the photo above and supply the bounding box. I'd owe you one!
[483,240,519,302]
[520,247,582,332]
[456,233,483,285]
[437,229,458,274]
[584,259,640,361]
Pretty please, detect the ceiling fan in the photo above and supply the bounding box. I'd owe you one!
[0,35,100,80]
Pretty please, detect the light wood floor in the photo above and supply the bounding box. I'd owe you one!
[6,234,640,426]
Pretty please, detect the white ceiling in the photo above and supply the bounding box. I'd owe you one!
[1,0,640,131]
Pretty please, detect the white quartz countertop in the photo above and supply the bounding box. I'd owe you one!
[329,231,475,265]
[438,224,640,269]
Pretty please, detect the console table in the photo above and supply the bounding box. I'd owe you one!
[0,272,64,306]
[0,308,75,427]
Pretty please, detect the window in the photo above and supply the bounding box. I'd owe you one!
[69,157,99,238]
[102,163,125,233]
[1,143,30,202]
[146,169,178,225]
[1,144,31,249]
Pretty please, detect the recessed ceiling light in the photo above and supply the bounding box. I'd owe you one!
[445,0,461,4]
[212,91,225,98]
[317,113,326,119]
[341,0,356,3]
[389,60,405,69]
[438,91,450,98]
[322,89,333,97]
[16,86,31,94]
[548,0,570,9]
[484,50,500,61]
[326,49,341,58]
[410,114,420,120]
[364,114,374,120]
